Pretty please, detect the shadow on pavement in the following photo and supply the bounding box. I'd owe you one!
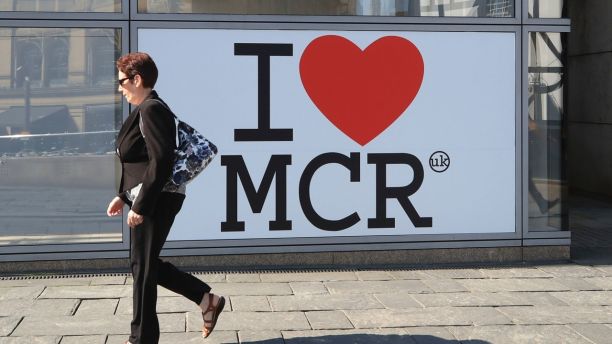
[243,334,491,344]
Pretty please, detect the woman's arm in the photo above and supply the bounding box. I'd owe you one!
[130,101,176,216]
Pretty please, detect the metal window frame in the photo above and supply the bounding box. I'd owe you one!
[128,21,525,259]
[523,0,569,24]
[0,0,129,20]
[130,0,521,25]
[521,23,570,240]
[0,0,576,262]
[0,20,131,260]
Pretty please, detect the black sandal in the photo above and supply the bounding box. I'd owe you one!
[201,294,225,338]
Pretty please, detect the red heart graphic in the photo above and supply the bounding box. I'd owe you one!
[300,35,424,146]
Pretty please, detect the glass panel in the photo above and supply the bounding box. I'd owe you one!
[0,0,121,13]
[528,32,568,231]
[138,0,514,17]
[529,0,565,18]
[0,27,123,245]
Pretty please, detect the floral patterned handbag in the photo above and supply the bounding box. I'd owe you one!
[140,99,218,191]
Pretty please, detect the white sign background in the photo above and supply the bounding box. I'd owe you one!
[138,29,516,241]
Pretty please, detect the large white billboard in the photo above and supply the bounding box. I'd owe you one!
[138,29,516,241]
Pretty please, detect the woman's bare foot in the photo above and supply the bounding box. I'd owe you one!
[200,292,225,338]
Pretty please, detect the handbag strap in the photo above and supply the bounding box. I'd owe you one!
[146,98,177,119]
[138,98,179,146]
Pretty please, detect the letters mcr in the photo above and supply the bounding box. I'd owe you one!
[220,43,432,232]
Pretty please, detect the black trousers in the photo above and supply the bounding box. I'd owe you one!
[129,192,211,344]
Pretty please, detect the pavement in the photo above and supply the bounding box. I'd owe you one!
[2,263,612,344]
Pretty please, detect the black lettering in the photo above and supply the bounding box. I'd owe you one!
[299,152,361,231]
[221,155,292,231]
[367,153,432,228]
[234,43,293,142]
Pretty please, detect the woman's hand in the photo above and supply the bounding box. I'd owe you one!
[107,197,125,217]
[127,210,144,227]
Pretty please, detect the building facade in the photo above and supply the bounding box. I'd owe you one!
[0,0,574,268]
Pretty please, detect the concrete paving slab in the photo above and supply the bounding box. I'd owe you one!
[550,291,612,306]
[387,270,433,280]
[374,293,423,309]
[404,327,458,343]
[305,311,353,330]
[230,296,270,312]
[11,313,184,336]
[289,282,328,295]
[325,280,431,295]
[156,296,201,313]
[59,335,106,344]
[0,299,79,317]
[281,329,415,344]
[105,334,127,344]
[569,323,612,344]
[356,271,393,281]
[448,325,593,344]
[260,272,357,282]
[420,279,468,293]
[594,266,612,277]
[3,264,612,342]
[195,274,227,283]
[480,268,553,279]
[410,335,460,344]
[0,336,60,344]
[412,292,567,307]
[344,307,511,328]
[39,285,131,299]
[270,294,383,311]
[74,299,119,316]
[107,331,238,344]
[0,317,21,336]
[536,265,606,278]
[115,297,204,315]
[498,306,612,325]
[206,283,293,296]
[0,286,45,300]
[423,269,488,279]
[584,277,612,290]
[114,298,130,315]
[458,278,571,292]
[225,273,260,283]
[237,330,283,344]
[156,313,187,333]
[0,279,91,288]
[555,277,603,291]
[159,331,237,344]
[186,311,310,331]
[89,276,126,286]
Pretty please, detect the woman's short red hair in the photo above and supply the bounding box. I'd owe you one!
[116,52,158,89]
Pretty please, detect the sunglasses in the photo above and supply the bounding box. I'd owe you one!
[117,76,134,86]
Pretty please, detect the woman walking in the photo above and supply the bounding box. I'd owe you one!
[107,52,224,344]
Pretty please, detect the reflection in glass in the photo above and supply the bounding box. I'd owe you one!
[0,27,123,245]
[46,37,69,87]
[138,0,514,17]
[529,0,565,18]
[528,32,568,231]
[0,0,121,12]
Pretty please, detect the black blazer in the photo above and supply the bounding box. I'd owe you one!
[116,91,177,216]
